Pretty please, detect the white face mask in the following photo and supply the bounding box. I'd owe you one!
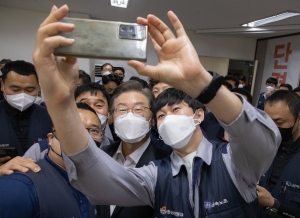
[158,114,200,149]
[97,113,108,126]
[266,86,275,93]
[102,71,111,76]
[238,84,244,88]
[34,96,43,105]
[5,92,37,111]
[114,112,151,143]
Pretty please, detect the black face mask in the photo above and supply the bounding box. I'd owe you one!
[278,119,298,143]
[94,140,101,148]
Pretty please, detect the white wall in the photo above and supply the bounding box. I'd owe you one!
[0,6,91,73]
[0,6,257,81]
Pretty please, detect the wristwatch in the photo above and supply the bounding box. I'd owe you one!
[196,71,224,104]
[265,198,280,215]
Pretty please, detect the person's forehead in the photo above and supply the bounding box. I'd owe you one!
[157,101,191,113]
[78,91,107,102]
[115,91,149,105]
[5,71,38,86]
[115,70,123,74]
[78,109,100,126]
[153,82,171,89]
[265,102,292,118]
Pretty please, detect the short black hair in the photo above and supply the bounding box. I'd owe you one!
[110,80,154,112]
[101,63,113,71]
[113,67,125,74]
[224,75,239,88]
[280,83,293,91]
[74,82,111,109]
[266,90,300,120]
[1,60,38,83]
[102,74,121,86]
[0,59,12,65]
[76,102,98,117]
[153,88,205,124]
[266,77,278,86]
[231,88,252,104]
[239,75,246,82]
[148,78,160,90]
[129,76,148,89]
[78,70,91,85]
[223,81,233,90]
[293,86,300,93]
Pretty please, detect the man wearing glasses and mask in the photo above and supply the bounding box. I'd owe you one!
[0,102,100,217]
[97,80,171,218]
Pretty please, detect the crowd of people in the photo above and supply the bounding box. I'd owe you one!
[0,5,299,218]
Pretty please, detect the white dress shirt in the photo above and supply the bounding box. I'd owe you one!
[110,137,150,216]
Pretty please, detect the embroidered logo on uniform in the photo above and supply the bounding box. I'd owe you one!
[285,181,300,189]
[204,199,228,210]
[160,206,184,217]
[204,201,212,210]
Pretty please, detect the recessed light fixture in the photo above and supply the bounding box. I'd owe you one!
[242,12,300,27]
[110,0,129,8]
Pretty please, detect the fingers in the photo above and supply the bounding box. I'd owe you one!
[128,61,160,80]
[0,156,11,165]
[39,36,74,58]
[40,5,69,27]
[0,157,41,176]
[167,11,187,37]
[149,33,161,57]
[146,14,175,47]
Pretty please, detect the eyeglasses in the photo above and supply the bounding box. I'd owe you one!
[52,128,102,140]
[86,128,102,139]
[114,105,151,116]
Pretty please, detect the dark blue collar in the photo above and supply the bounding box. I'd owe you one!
[44,152,69,182]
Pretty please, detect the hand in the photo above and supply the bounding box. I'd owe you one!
[0,156,41,176]
[32,5,79,106]
[128,11,212,98]
[0,156,11,166]
[256,185,275,207]
[265,91,272,97]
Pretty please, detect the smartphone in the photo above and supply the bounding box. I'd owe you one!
[54,17,148,61]
[0,146,18,158]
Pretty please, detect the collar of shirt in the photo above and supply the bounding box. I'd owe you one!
[113,137,150,167]
[170,136,213,177]
[3,98,34,119]
[44,151,69,182]
[263,92,267,99]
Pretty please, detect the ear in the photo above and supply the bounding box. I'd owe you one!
[194,108,205,123]
[47,133,54,146]
[150,117,155,127]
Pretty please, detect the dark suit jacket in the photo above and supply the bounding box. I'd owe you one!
[97,138,171,218]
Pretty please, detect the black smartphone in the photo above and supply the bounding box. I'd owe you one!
[0,146,18,158]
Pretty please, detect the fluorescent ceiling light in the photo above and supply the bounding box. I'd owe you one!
[242,12,300,27]
[196,25,300,34]
[110,0,129,8]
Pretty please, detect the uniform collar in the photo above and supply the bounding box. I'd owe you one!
[170,136,213,177]
[45,152,69,182]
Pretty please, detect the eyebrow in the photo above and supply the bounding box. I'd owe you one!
[273,118,284,122]
[88,124,101,129]
[80,98,106,104]
[116,102,146,107]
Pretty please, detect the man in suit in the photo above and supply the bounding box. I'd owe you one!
[97,80,171,218]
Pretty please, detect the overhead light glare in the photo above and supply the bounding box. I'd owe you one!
[242,12,300,27]
[110,0,129,8]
